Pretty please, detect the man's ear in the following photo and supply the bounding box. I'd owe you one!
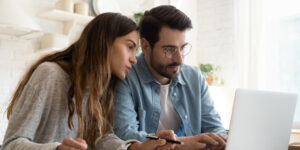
[141,38,151,54]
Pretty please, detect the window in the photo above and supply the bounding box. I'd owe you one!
[234,0,300,128]
[279,16,300,123]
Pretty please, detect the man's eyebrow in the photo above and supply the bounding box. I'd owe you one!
[162,45,177,48]
[181,43,189,47]
[162,43,189,48]
[126,39,137,47]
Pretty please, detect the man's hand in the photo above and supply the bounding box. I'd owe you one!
[129,139,168,150]
[210,133,227,150]
[175,133,227,150]
[128,130,176,150]
[57,138,88,150]
[155,130,176,150]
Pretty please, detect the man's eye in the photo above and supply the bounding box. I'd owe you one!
[181,46,187,51]
[164,47,176,52]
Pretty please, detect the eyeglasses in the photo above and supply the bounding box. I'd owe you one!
[161,43,192,59]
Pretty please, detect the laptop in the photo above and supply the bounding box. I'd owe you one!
[225,88,298,150]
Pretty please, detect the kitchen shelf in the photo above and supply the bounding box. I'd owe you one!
[0,24,42,40]
[35,48,63,56]
[35,9,95,51]
[40,9,94,25]
[40,9,94,35]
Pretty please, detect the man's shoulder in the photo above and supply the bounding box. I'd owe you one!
[116,63,143,89]
[124,56,151,83]
[180,64,202,78]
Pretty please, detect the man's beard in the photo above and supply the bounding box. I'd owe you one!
[150,55,181,79]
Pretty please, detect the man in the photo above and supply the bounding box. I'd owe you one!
[114,5,227,150]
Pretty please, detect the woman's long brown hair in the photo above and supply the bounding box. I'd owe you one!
[6,13,137,148]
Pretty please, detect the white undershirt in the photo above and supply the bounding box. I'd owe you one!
[157,84,182,131]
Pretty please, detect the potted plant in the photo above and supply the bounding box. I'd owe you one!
[133,12,144,25]
[133,12,144,56]
[199,63,224,86]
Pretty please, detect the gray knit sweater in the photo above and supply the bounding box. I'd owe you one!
[2,62,133,150]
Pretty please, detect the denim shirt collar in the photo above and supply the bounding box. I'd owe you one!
[136,54,186,85]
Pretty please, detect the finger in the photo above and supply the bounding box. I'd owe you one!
[207,133,226,146]
[156,143,175,150]
[75,138,87,144]
[197,134,219,146]
[146,139,167,148]
[62,138,87,149]
[156,130,176,140]
[59,144,79,150]
[217,134,227,142]
[75,138,88,149]
[195,142,208,149]
[170,143,176,149]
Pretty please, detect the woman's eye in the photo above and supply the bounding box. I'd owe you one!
[127,44,134,49]
[128,46,133,49]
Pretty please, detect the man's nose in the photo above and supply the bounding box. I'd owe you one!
[172,49,183,63]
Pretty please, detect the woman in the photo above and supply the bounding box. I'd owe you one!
[2,13,175,150]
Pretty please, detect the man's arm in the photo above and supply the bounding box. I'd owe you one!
[113,79,151,142]
[198,69,227,136]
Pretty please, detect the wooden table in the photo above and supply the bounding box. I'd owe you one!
[289,143,300,150]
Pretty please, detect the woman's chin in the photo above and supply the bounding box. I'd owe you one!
[117,73,126,80]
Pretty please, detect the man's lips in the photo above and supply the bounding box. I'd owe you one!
[168,65,180,72]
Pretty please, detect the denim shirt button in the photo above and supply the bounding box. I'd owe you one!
[173,92,177,96]
[184,115,188,120]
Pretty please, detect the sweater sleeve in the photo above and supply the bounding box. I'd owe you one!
[2,63,69,150]
[3,138,60,150]
[95,134,138,150]
[2,82,61,150]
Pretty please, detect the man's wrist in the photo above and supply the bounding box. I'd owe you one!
[128,142,140,150]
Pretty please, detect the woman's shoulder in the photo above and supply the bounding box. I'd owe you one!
[28,62,70,87]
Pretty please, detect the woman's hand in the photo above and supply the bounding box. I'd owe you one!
[57,138,88,150]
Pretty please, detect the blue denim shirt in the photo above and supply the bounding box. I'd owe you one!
[114,54,226,142]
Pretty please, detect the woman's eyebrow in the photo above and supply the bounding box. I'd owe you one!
[126,39,137,47]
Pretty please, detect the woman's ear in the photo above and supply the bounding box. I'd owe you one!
[141,38,151,54]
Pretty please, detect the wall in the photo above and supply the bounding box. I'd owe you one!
[194,0,235,129]
[196,0,236,88]
[0,39,36,144]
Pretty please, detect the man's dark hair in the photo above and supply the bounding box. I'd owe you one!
[139,5,193,48]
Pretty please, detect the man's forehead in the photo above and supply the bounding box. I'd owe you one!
[157,26,186,45]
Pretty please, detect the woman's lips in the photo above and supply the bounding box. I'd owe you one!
[125,66,131,74]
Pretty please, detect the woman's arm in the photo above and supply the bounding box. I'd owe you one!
[2,83,61,150]
[2,63,71,150]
